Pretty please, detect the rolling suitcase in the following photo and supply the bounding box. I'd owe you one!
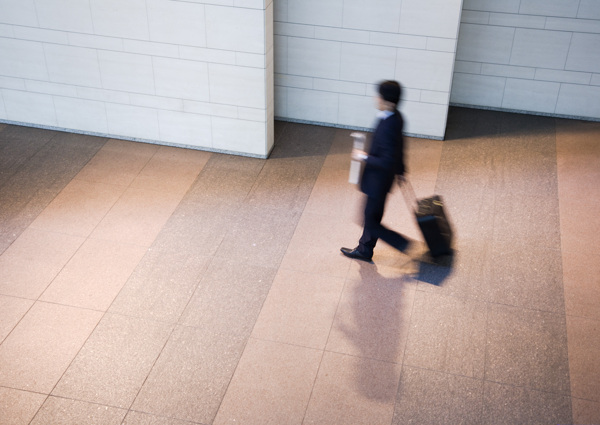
[399,178,453,257]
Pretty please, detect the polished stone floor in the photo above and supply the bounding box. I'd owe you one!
[0,107,599,424]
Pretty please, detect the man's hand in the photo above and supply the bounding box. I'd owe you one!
[351,149,368,162]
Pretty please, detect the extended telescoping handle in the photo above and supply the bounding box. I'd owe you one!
[397,175,419,213]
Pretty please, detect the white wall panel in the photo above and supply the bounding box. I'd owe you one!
[209,64,266,108]
[502,78,560,114]
[340,43,396,83]
[338,93,376,129]
[519,0,579,18]
[44,44,102,88]
[400,0,463,38]
[212,117,266,155]
[456,24,515,64]
[288,0,343,27]
[488,12,546,29]
[147,0,206,46]
[206,5,266,54]
[450,73,505,107]
[0,92,6,119]
[90,0,149,40]
[453,3,600,121]
[0,1,274,157]
[13,26,69,44]
[401,101,448,137]
[535,69,592,85]
[153,57,210,102]
[34,0,94,33]
[106,103,159,140]
[2,90,57,127]
[98,51,155,95]
[461,0,520,13]
[509,28,571,69]
[0,38,48,81]
[396,49,455,92]
[482,63,535,79]
[342,0,401,33]
[566,33,600,73]
[556,84,600,117]
[285,88,339,124]
[0,0,38,26]
[158,110,212,147]
[579,0,600,19]
[277,0,464,139]
[54,96,108,134]
[288,38,341,80]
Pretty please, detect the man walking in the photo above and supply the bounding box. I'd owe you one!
[341,80,409,262]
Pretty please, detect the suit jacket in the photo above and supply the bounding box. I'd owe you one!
[359,109,405,200]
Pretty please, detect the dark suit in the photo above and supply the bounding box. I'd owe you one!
[357,109,407,256]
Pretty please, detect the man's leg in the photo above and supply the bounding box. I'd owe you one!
[357,195,385,257]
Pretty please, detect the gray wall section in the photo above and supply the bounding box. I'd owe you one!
[452,0,600,120]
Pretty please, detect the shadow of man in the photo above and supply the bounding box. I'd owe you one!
[336,261,413,403]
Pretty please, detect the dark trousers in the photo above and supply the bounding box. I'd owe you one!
[358,194,408,256]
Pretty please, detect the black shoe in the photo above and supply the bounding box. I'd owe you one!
[340,247,373,262]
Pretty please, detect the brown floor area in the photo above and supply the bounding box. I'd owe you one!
[0,107,599,424]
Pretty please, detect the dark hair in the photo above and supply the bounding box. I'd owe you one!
[378,80,402,106]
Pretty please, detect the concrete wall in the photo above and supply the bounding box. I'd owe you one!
[452,0,600,120]
[273,0,464,139]
[0,0,274,157]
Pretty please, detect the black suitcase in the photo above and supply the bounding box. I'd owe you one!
[399,179,453,257]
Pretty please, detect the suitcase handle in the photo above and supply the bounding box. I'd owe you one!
[396,175,418,213]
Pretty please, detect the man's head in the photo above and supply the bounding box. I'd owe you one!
[377,80,402,110]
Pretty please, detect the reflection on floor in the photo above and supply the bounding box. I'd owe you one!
[0,107,599,424]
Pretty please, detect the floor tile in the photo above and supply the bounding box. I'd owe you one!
[403,291,487,379]
[0,387,47,425]
[0,295,34,343]
[302,166,363,220]
[244,157,324,213]
[30,396,127,425]
[0,302,102,393]
[130,145,211,196]
[559,198,600,255]
[40,238,147,311]
[491,191,561,249]
[279,234,355,279]
[123,411,198,425]
[131,325,246,424]
[90,186,182,247]
[252,268,345,350]
[321,128,355,171]
[326,267,414,363]
[108,247,210,323]
[484,240,564,313]
[572,398,600,425]
[485,304,570,394]
[179,257,276,335]
[482,381,571,425]
[214,205,301,269]
[278,212,357,278]
[566,315,600,402]
[404,137,444,183]
[392,366,484,425]
[212,338,322,425]
[562,251,600,320]
[303,351,401,425]
[52,313,173,408]
[0,228,85,299]
[74,139,158,186]
[29,179,125,237]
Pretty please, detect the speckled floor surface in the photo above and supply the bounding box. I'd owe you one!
[1,107,599,424]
